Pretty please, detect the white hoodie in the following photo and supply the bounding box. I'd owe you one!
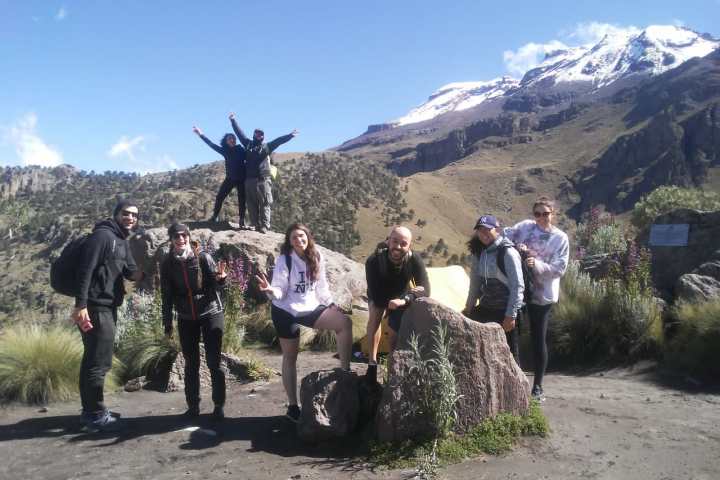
[267,250,333,316]
[504,220,570,305]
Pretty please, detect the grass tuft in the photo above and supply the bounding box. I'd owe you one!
[0,324,122,404]
[665,299,720,381]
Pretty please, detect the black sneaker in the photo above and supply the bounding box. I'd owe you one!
[81,410,122,433]
[531,384,546,403]
[183,405,200,418]
[365,364,378,384]
[212,406,225,421]
[285,405,301,423]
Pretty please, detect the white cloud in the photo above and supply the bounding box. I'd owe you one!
[2,113,63,167]
[107,136,178,174]
[503,22,642,76]
[108,135,146,162]
[564,22,640,45]
[55,6,67,21]
[503,40,569,76]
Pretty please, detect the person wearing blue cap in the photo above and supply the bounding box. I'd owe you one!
[462,214,524,361]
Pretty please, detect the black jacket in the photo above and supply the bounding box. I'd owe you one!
[161,251,226,329]
[199,134,246,181]
[75,219,138,310]
[365,250,430,309]
[231,119,293,178]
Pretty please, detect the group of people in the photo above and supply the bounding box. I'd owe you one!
[70,195,568,432]
[193,114,298,233]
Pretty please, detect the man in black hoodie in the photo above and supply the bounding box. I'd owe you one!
[72,200,143,432]
[229,113,298,233]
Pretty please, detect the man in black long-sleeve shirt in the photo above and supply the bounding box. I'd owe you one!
[72,200,143,432]
[229,113,298,233]
[364,226,430,382]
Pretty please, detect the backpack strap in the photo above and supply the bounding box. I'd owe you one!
[496,245,508,277]
[285,252,292,279]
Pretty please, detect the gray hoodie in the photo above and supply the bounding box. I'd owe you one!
[464,236,524,319]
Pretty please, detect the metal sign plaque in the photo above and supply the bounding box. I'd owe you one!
[649,224,690,247]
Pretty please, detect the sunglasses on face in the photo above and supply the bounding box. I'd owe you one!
[121,210,138,218]
[172,233,188,239]
[534,211,552,218]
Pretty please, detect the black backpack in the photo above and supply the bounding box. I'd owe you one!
[50,234,92,297]
[496,245,534,305]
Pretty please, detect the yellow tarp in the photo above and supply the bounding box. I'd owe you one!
[361,265,470,355]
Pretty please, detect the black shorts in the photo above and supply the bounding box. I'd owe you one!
[387,308,405,333]
[271,304,327,339]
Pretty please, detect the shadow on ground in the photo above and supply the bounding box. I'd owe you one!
[0,412,376,471]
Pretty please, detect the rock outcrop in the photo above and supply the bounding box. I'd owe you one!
[643,209,720,297]
[571,103,720,217]
[129,225,368,312]
[388,114,536,176]
[376,298,530,442]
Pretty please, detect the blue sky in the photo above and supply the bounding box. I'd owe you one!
[1,0,718,173]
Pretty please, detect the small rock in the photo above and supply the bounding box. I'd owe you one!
[600,393,606,399]
[38,407,48,413]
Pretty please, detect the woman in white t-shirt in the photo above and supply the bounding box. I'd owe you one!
[256,223,352,422]
[504,197,569,402]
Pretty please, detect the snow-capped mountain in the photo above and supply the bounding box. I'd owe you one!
[394,77,519,126]
[391,25,718,127]
[521,25,719,88]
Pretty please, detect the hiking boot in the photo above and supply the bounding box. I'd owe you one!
[212,405,225,421]
[285,405,301,423]
[531,384,546,403]
[81,410,122,433]
[183,405,200,418]
[364,364,378,385]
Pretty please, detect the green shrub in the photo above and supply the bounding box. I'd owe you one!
[0,324,121,404]
[369,401,548,470]
[585,223,627,256]
[665,299,720,380]
[632,186,720,231]
[551,262,662,365]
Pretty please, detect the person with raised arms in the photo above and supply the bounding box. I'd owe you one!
[255,223,352,422]
[192,124,247,227]
[229,113,298,233]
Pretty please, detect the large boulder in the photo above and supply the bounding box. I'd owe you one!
[376,298,530,442]
[297,369,360,442]
[128,224,367,312]
[642,209,720,297]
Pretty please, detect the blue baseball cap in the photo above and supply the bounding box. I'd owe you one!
[474,215,500,230]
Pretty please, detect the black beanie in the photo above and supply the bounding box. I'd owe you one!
[167,223,190,238]
[113,199,138,218]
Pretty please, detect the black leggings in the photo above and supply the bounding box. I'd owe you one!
[212,176,246,223]
[527,303,553,388]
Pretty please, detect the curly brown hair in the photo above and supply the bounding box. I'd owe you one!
[280,223,320,283]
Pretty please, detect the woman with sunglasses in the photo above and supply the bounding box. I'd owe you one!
[160,223,228,420]
[255,223,352,422]
[504,197,569,402]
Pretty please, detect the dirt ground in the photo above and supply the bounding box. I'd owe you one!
[1,351,719,480]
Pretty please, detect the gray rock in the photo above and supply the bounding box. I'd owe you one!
[696,261,720,281]
[376,298,530,442]
[297,369,360,442]
[641,209,720,297]
[129,226,367,313]
[675,273,720,302]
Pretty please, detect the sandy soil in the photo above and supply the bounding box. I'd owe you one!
[1,351,719,480]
